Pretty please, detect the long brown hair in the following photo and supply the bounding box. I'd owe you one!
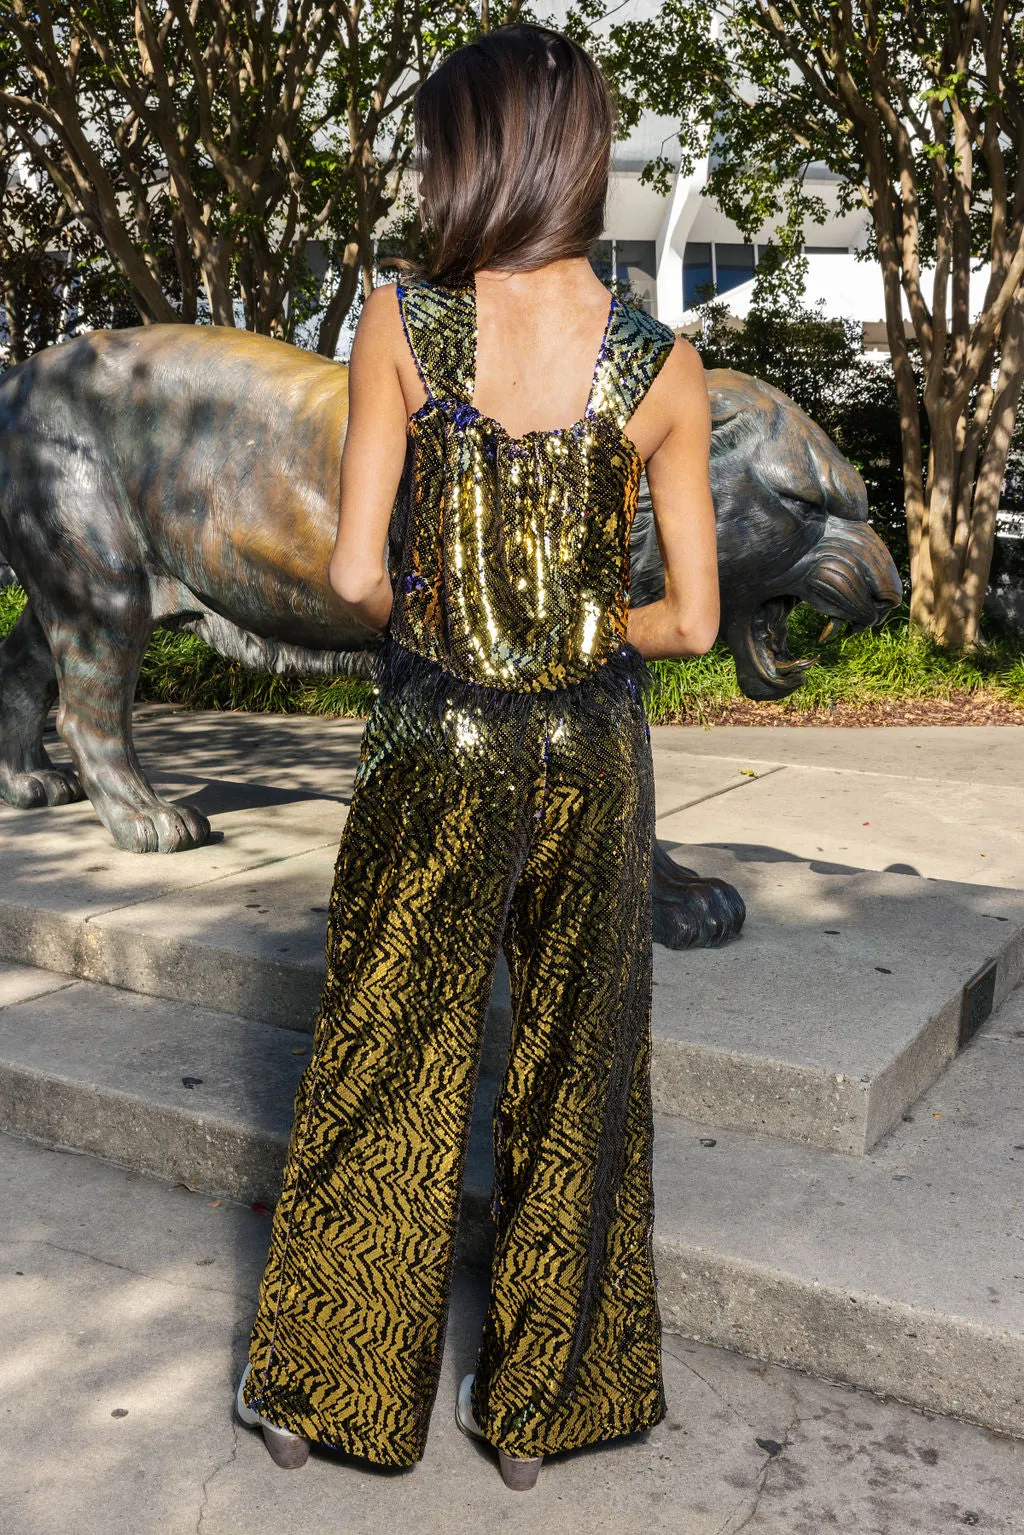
[411,24,615,286]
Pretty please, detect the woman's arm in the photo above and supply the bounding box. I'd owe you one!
[328,284,409,632]
[625,338,720,661]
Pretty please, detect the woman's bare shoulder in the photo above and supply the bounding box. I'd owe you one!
[348,284,406,379]
[662,334,707,391]
[652,336,710,427]
[354,282,401,340]
[350,281,428,415]
[626,331,709,462]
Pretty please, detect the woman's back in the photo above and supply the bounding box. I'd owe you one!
[449,264,629,439]
[384,267,677,698]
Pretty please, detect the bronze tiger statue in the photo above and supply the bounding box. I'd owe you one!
[0,325,901,948]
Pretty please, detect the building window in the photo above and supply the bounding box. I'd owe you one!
[683,241,713,309]
[715,242,756,294]
[589,239,658,309]
[684,240,762,308]
[614,241,656,281]
[589,240,614,286]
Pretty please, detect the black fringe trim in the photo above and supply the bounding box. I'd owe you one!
[373,631,655,731]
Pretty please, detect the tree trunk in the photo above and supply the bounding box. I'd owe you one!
[316,239,364,359]
[928,300,1024,649]
[882,250,1024,652]
[170,207,199,325]
[870,199,930,627]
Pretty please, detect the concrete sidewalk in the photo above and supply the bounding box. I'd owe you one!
[651,721,1024,888]
[2,1131,1021,1535]
[0,709,1022,1470]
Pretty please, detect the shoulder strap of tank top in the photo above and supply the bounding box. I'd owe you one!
[588,301,676,430]
[395,276,474,404]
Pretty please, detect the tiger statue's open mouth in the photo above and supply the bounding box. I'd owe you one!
[629,368,903,699]
[723,514,903,699]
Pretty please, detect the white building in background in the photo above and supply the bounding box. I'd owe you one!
[545,0,991,354]
[596,107,993,354]
[378,144,900,354]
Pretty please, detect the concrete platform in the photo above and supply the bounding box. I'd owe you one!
[651,986,1024,1441]
[1,957,1021,1438]
[647,846,1024,1151]
[5,1136,1021,1535]
[0,967,305,1208]
[2,710,1022,1154]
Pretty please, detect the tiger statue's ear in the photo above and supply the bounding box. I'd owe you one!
[705,369,759,427]
[709,397,740,426]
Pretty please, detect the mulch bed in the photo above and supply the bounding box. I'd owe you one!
[662,689,1024,728]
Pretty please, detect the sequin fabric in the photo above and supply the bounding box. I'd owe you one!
[383,274,676,701]
[243,277,677,1467]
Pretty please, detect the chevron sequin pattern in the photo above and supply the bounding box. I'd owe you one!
[243,276,676,1465]
[243,674,665,1464]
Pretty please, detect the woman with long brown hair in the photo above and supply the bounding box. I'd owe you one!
[236,21,718,1492]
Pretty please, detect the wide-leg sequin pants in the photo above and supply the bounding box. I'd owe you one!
[242,656,665,1465]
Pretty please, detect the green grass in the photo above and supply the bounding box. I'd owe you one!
[139,624,377,718]
[0,585,376,719]
[2,582,1022,723]
[649,600,1024,723]
[0,584,24,637]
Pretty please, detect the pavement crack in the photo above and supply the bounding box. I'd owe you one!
[727,1392,803,1535]
[39,1238,257,1302]
[662,1336,761,1431]
[196,1417,239,1533]
[655,765,787,821]
[718,1485,764,1535]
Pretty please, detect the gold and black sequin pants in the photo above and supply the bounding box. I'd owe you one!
[242,644,666,1465]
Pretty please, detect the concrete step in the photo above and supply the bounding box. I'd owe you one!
[2,791,1022,1154]
[1,957,1020,1439]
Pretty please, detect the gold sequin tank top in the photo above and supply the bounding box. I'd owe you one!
[379,275,676,716]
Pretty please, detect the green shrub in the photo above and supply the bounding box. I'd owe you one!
[0,584,24,638]
[3,582,1020,724]
[139,624,376,717]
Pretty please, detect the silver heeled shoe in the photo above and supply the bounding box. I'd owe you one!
[455,1373,542,1492]
[235,1363,311,1469]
